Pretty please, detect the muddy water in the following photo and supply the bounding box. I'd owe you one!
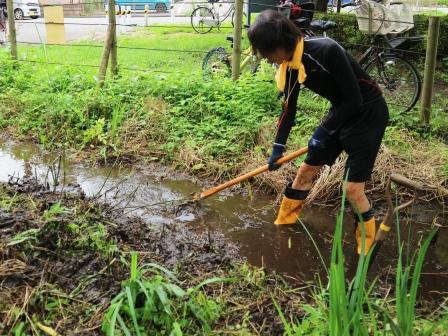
[1,140,447,298]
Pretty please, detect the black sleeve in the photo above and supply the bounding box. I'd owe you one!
[274,69,301,146]
[320,44,363,133]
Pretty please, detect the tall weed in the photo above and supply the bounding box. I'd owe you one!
[274,188,440,335]
[102,253,233,335]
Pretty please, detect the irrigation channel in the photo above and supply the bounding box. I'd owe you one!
[1,140,447,300]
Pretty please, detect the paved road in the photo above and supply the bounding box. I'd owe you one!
[13,1,237,44]
[15,15,193,44]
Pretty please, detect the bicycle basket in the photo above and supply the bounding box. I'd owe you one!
[355,1,399,35]
[387,3,414,34]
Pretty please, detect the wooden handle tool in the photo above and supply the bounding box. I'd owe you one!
[193,146,308,200]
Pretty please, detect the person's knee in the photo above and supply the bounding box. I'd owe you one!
[293,163,321,189]
[345,182,364,203]
[299,163,321,176]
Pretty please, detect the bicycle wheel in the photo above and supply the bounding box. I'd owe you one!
[191,7,215,34]
[231,11,247,28]
[364,54,421,113]
[202,47,231,79]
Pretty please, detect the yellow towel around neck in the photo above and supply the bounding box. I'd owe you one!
[275,38,307,92]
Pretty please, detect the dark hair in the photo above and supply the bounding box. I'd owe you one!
[247,10,303,57]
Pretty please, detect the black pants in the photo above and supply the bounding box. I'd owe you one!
[304,97,389,182]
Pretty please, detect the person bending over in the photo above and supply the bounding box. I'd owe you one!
[248,10,389,254]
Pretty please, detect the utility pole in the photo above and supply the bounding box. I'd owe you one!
[231,0,244,81]
[6,0,17,59]
[420,16,440,124]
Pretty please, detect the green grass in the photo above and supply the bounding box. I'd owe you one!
[17,25,249,76]
[102,253,233,335]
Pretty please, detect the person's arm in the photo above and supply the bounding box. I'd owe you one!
[268,69,301,170]
[275,69,301,145]
[320,44,363,133]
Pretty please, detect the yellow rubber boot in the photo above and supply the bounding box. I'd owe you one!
[274,196,304,225]
[274,183,309,225]
[355,217,376,255]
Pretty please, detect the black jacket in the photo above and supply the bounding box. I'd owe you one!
[275,37,382,145]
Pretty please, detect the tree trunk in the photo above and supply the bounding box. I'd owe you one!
[231,0,244,81]
[6,0,17,59]
[97,24,112,87]
[97,0,117,87]
[109,0,118,77]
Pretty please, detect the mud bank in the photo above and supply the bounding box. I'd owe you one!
[0,179,309,335]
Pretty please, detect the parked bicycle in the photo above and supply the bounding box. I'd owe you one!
[202,1,337,79]
[202,34,259,78]
[343,0,422,113]
[191,0,247,34]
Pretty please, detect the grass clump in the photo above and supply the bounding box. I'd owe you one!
[102,253,229,335]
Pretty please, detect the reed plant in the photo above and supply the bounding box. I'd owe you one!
[273,187,441,335]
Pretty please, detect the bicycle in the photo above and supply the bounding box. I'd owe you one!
[343,0,422,113]
[202,1,337,79]
[191,0,247,34]
[278,1,337,37]
[202,35,260,78]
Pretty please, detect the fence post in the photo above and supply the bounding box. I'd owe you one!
[231,0,244,81]
[170,0,175,24]
[110,0,118,76]
[6,0,17,59]
[120,6,125,33]
[115,5,120,35]
[144,4,149,26]
[246,0,251,26]
[336,0,342,13]
[420,16,440,124]
[97,0,117,86]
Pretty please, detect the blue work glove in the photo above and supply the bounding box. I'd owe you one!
[308,126,330,151]
[268,143,285,171]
